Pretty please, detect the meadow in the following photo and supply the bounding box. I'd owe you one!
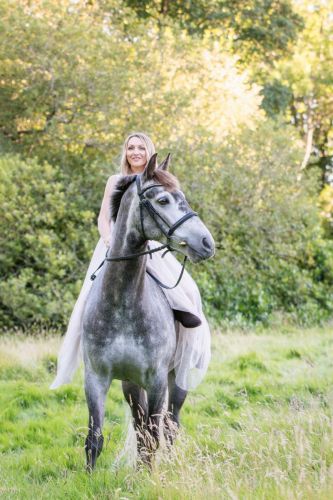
[1,325,333,499]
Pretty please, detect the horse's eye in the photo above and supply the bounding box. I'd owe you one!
[157,197,169,205]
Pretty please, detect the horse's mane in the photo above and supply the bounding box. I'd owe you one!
[110,170,180,222]
[110,175,135,222]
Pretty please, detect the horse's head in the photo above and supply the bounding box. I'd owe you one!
[133,153,215,263]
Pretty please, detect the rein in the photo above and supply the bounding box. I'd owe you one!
[90,174,198,289]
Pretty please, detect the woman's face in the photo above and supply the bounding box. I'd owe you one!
[126,137,147,173]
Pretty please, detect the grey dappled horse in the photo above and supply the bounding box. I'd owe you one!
[82,154,214,469]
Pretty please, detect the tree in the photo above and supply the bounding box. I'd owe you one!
[260,0,333,182]
[123,0,304,64]
[1,0,332,328]
[0,0,262,167]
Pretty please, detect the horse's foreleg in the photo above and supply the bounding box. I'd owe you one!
[122,381,149,462]
[84,370,110,472]
[164,370,187,445]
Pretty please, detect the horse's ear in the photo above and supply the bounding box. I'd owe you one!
[142,153,158,181]
[158,153,171,171]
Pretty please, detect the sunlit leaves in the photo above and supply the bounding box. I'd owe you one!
[260,0,333,177]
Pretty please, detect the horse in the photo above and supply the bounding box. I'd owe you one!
[82,153,215,470]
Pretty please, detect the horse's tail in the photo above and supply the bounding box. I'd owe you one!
[114,391,169,468]
[113,406,137,469]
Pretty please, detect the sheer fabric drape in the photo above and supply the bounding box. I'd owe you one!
[50,238,211,391]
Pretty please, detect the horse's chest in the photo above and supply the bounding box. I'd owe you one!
[86,329,173,385]
[83,308,175,380]
[94,320,174,360]
[87,296,173,342]
[83,284,176,384]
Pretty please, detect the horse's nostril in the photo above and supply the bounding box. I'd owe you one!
[202,237,211,250]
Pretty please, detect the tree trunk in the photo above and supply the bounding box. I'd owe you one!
[160,0,170,15]
[300,122,314,171]
[298,98,315,181]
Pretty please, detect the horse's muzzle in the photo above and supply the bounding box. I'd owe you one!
[184,233,215,263]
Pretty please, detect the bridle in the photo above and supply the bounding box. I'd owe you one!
[136,175,197,247]
[90,174,198,289]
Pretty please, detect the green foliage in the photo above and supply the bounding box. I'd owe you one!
[172,120,333,325]
[319,185,333,237]
[260,79,293,116]
[123,0,303,62]
[256,0,333,177]
[0,154,101,327]
[0,0,332,327]
[0,0,262,167]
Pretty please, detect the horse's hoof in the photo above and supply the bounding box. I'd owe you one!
[137,450,153,471]
[86,464,93,474]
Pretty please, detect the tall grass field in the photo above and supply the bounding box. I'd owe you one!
[1,326,333,499]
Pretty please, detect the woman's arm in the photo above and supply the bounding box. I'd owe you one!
[97,174,120,247]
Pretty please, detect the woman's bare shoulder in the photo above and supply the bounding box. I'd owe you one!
[106,174,121,191]
[107,173,121,183]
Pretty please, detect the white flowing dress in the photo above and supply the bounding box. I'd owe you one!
[50,237,211,391]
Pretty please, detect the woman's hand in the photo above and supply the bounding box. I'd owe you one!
[103,236,111,248]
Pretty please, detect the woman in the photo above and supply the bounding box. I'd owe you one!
[50,132,211,391]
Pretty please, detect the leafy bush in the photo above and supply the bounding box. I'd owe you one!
[172,120,333,325]
[0,154,101,327]
[2,122,333,328]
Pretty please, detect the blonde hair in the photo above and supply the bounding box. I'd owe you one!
[120,132,156,175]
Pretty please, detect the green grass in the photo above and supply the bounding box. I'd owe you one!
[1,327,333,499]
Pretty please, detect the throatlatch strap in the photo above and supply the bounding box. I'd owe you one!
[90,243,171,280]
[105,243,169,262]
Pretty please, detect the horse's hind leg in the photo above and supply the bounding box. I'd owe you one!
[164,370,187,445]
[85,370,111,471]
[122,381,149,462]
[146,377,168,457]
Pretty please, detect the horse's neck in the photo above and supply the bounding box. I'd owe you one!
[101,211,147,295]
